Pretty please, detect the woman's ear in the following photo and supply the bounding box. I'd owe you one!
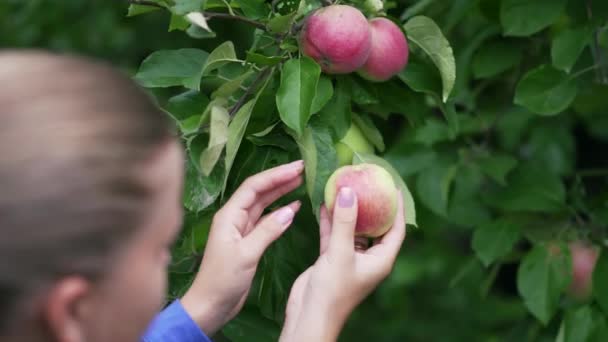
[43,276,92,342]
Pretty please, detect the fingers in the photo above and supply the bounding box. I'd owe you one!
[319,205,331,255]
[366,191,406,260]
[242,201,302,261]
[225,160,304,212]
[327,187,358,262]
[247,175,304,226]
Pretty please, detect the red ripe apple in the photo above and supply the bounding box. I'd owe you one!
[324,163,399,238]
[300,5,372,74]
[567,241,599,301]
[358,17,409,82]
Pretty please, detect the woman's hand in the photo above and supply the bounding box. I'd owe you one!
[280,187,406,342]
[181,160,304,336]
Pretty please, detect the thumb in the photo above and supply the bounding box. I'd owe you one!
[242,201,300,260]
[328,187,358,262]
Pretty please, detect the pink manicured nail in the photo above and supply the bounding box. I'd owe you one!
[275,207,295,225]
[338,187,354,208]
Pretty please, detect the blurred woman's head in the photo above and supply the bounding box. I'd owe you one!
[0,51,184,341]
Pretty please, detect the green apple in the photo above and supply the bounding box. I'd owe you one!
[335,122,374,166]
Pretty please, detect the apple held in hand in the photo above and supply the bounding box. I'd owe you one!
[300,5,372,74]
[324,163,399,238]
[358,17,409,82]
[335,122,374,166]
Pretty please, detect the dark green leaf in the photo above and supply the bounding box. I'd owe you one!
[403,16,456,101]
[593,252,608,315]
[222,306,281,341]
[316,77,352,141]
[517,244,571,325]
[558,306,594,342]
[478,154,518,185]
[472,218,521,267]
[514,65,578,116]
[134,48,209,90]
[385,145,438,177]
[276,57,321,136]
[526,123,575,176]
[353,153,417,226]
[472,40,523,78]
[310,76,334,114]
[500,0,568,36]
[166,90,210,120]
[294,120,337,219]
[415,160,458,216]
[398,52,442,96]
[483,162,566,213]
[551,26,592,73]
[233,0,269,20]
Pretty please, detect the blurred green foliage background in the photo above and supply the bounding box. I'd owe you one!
[2,1,608,341]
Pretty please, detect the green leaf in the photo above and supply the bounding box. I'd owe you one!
[472,219,521,267]
[415,160,458,217]
[172,0,205,15]
[200,105,229,176]
[166,90,210,121]
[527,123,575,176]
[352,112,385,152]
[559,306,594,342]
[310,76,334,114]
[316,77,351,141]
[551,27,591,73]
[134,49,209,90]
[169,14,191,31]
[353,153,417,227]
[202,41,239,76]
[593,252,608,315]
[224,100,257,193]
[484,162,566,213]
[247,125,298,152]
[517,244,571,325]
[500,0,568,37]
[385,145,437,177]
[268,12,296,33]
[403,16,456,102]
[478,154,518,185]
[232,0,269,19]
[514,65,578,116]
[222,306,281,341]
[211,70,254,99]
[472,40,523,79]
[246,52,284,66]
[293,120,337,219]
[127,4,161,17]
[183,137,224,211]
[413,118,450,146]
[276,57,321,136]
[398,52,442,96]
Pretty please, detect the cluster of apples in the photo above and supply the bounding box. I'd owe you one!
[300,4,409,82]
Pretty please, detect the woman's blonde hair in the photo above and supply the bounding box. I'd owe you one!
[0,50,175,331]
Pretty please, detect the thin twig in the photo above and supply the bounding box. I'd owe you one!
[204,12,266,31]
[127,1,267,30]
[229,67,273,116]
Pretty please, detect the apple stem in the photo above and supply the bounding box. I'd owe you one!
[355,236,370,251]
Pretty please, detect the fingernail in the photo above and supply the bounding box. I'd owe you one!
[291,160,304,170]
[338,187,354,208]
[275,207,295,225]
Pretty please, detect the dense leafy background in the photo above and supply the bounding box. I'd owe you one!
[2,0,608,341]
